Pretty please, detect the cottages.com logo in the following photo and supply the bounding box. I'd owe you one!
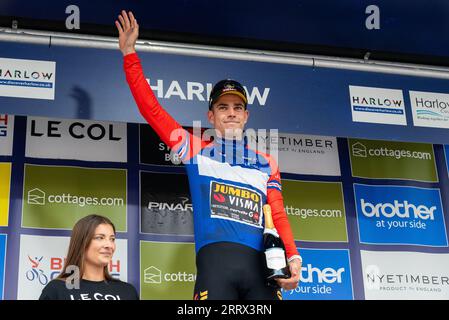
[27,188,124,208]
[143,265,196,284]
[352,142,432,160]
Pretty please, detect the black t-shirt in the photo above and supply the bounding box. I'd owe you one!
[39,278,139,300]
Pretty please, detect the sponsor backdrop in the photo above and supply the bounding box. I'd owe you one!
[0,114,448,300]
[1,43,449,300]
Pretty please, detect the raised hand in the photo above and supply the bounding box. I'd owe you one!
[115,10,139,56]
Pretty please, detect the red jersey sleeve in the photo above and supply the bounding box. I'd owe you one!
[266,156,300,260]
[123,53,204,161]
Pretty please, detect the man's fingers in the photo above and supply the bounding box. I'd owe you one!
[277,274,300,290]
[118,15,126,30]
[129,11,136,28]
[122,10,131,29]
[279,279,299,290]
[115,20,123,34]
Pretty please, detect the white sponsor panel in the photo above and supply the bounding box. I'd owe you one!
[26,117,127,162]
[0,58,56,100]
[247,131,340,176]
[361,250,449,300]
[410,90,449,128]
[0,114,13,156]
[17,234,127,300]
[349,85,406,125]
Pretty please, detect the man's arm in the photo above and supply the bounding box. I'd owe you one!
[124,53,186,150]
[116,11,202,160]
[266,156,302,290]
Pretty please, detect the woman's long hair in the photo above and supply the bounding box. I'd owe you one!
[57,214,116,281]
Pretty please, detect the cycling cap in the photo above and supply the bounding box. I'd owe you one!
[209,79,248,110]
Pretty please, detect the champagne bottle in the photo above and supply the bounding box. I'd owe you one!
[262,204,291,286]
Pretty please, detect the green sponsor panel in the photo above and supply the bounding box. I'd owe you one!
[349,138,437,182]
[22,164,127,230]
[140,241,196,300]
[282,180,347,242]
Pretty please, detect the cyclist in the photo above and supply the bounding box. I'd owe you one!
[116,10,301,300]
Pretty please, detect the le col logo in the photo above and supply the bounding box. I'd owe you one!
[29,120,122,141]
[360,199,436,220]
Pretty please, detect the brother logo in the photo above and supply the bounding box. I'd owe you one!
[300,264,345,284]
[360,199,436,220]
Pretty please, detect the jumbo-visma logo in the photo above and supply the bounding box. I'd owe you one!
[283,249,353,300]
[354,184,448,246]
[210,181,263,227]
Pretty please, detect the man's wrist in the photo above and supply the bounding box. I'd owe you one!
[288,255,302,264]
[122,48,136,56]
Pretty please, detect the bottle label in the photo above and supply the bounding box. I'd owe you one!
[265,248,287,269]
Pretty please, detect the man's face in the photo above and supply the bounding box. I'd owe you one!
[207,94,249,139]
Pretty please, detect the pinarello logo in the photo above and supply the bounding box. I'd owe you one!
[213,193,225,203]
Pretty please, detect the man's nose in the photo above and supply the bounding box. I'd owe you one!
[227,108,236,117]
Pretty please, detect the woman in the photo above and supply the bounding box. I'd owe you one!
[39,214,138,300]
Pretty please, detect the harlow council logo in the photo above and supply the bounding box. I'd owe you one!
[410,90,449,129]
[144,266,162,284]
[352,142,367,158]
[27,188,46,205]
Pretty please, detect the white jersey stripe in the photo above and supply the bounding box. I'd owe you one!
[197,154,268,195]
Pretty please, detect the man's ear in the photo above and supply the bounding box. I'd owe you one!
[207,110,214,125]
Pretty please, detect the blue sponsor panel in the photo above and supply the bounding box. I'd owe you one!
[354,184,448,246]
[282,248,353,300]
[0,234,5,300]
